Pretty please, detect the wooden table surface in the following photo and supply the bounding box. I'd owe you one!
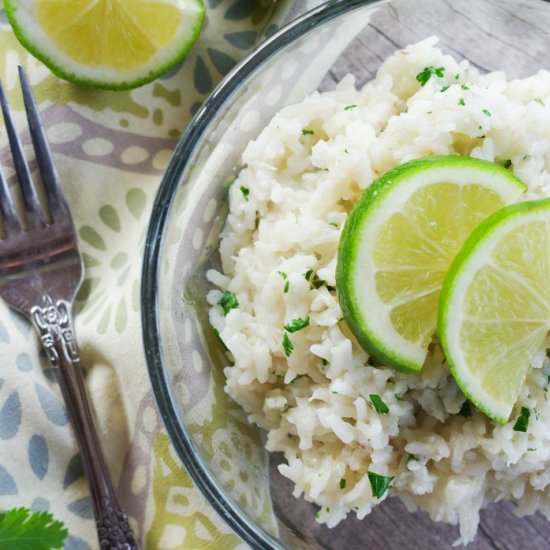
[269,1,550,548]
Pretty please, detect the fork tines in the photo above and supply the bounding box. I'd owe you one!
[0,66,66,233]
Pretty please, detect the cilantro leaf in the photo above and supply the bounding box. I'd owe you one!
[369,394,389,414]
[339,478,346,489]
[284,317,310,333]
[513,407,530,432]
[219,291,239,316]
[458,98,466,106]
[458,401,472,417]
[482,109,492,117]
[0,507,68,550]
[282,332,294,357]
[440,85,450,92]
[278,271,289,293]
[344,104,357,111]
[461,83,470,90]
[416,66,445,86]
[368,471,394,498]
[302,128,314,136]
[240,186,250,201]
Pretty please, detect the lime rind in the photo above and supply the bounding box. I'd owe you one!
[337,155,527,373]
[4,0,206,90]
[438,198,550,424]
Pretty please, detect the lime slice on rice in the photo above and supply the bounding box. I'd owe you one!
[5,0,205,90]
[439,199,550,423]
[336,156,526,373]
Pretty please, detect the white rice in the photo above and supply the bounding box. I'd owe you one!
[207,37,550,545]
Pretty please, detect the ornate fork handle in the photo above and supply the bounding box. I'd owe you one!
[31,296,140,550]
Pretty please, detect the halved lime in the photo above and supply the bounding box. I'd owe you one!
[336,156,526,372]
[5,0,205,90]
[439,199,550,423]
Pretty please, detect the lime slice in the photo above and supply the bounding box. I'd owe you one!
[439,199,550,423]
[5,0,205,90]
[336,156,526,372]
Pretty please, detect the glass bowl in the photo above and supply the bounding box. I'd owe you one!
[142,1,550,548]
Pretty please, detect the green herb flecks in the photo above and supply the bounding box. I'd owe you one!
[284,317,310,333]
[368,471,394,499]
[219,291,239,316]
[502,159,512,169]
[513,407,530,432]
[278,271,289,293]
[344,104,358,111]
[440,85,450,92]
[282,332,294,357]
[0,507,68,550]
[416,66,446,86]
[458,98,466,106]
[340,478,347,490]
[240,185,250,201]
[482,109,492,117]
[369,394,389,414]
[304,269,335,291]
[461,84,470,90]
[407,454,418,463]
[534,97,545,106]
[302,128,314,136]
[458,401,472,418]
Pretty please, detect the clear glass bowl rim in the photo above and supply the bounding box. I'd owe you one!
[142,1,389,548]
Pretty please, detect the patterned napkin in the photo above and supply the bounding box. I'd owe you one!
[0,1,322,548]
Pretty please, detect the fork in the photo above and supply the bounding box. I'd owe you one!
[0,67,139,550]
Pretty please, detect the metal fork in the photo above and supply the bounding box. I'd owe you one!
[0,67,139,550]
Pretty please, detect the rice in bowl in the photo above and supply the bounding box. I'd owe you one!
[206,37,550,545]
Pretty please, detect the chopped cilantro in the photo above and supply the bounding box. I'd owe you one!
[302,128,314,136]
[461,84,470,90]
[340,478,347,489]
[278,271,289,293]
[240,185,250,201]
[416,66,446,86]
[482,109,492,117]
[528,448,537,452]
[344,104,358,111]
[458,401,472,418]
[368,471,394,499]
[513,407,530,432]
[503,159,512,169]
[284,317,310,333]
[369,394,389,414]
[0,507,68,550]
[440,85,450,92]
[314,510,320,520]
[454,73,460,80]
[407,454,418,462]
[329,222,339,227]
[282,332,294,357]
[303,269,314,281]
[219,291,239,316]
[534,97,545,106]
[458,98,466,106]
[321,358,329,366]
